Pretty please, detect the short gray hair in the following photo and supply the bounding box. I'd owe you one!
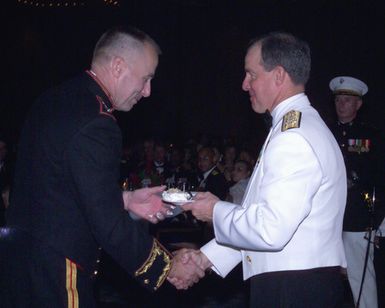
[249,32,311,85]
[92,26,161,64]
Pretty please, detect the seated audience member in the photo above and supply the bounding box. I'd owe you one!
[217,144,238,184]
[238,147,257,167]
[196,147,228,200]
[211,146,222,167]
[166,146,196,190]
[138,140,170,187]
[228,160,251,205]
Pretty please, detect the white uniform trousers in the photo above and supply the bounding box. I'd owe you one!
[343,231,378,308]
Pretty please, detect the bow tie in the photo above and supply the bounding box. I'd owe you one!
[263,112,273,128]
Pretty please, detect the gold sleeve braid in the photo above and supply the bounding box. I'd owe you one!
[135,239,172,290]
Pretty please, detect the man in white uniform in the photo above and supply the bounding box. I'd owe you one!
[175,32,348,307]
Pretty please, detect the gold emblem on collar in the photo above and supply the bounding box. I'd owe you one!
[282,110,301,132]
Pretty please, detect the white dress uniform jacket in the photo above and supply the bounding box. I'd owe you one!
[201,93,347,280]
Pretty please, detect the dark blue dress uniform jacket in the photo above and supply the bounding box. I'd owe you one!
[331,120,385,231]
[3,72,171,307]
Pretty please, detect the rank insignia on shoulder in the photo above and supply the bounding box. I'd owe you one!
[212,170,219,176]
[282,110,301,132]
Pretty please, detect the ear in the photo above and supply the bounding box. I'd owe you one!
[111,56,126,78]
[274,66,286,86]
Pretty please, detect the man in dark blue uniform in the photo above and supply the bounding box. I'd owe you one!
[329,76,385,308]
[1,26,203,307]
[197,147,228,200]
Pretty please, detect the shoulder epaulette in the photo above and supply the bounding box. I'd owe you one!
[282,110,301,132]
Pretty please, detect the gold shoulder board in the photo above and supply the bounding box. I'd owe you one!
[282,110,301,132]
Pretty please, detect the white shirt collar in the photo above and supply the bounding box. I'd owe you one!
[203,166,216,180]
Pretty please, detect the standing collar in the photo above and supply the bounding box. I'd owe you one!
[85,70,115,113]
[337,120,354,127]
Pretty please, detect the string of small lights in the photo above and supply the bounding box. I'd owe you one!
[16,0,120,7]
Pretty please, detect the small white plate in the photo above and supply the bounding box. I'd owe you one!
[162,191,197,206]
[164,199,195,207]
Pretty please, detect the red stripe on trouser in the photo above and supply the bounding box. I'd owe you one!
[66,258,79,308]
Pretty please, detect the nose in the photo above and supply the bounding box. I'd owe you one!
[335,99,346,108]
[242,76,250,91]
[141,80,151,97]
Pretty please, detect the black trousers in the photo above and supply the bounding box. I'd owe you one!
[249,267,344,308]
[1,229,95,308]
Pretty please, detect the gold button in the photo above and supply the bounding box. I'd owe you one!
[144,279,150,285]
[246,256,252,263]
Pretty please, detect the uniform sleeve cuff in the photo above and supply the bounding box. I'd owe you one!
[135,239,172,291]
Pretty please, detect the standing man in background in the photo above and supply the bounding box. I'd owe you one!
[329,76,384,308]
[1,26,203,308]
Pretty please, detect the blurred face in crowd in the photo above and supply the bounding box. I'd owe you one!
[334,94,362,123]
[154,145,166,163]
[170,148,182,167]
[0,141,7,162]
[242,44,278,114]
[143,139,154,161]
[212,147,221,165]
[113,43,158,111]
[197,148,215,173]
[231,161,251,183]
[239,150,254,166]
[224,146,237,163]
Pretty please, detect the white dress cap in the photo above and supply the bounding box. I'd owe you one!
[329,76,368,97]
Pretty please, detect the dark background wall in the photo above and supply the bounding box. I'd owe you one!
[2,0,385,147]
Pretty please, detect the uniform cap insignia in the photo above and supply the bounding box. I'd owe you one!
[281,110,301,132]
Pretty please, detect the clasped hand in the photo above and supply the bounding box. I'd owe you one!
[167,248,212,290]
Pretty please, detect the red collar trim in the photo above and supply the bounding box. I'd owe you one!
[96,95,116,120]
[86,70,115,111]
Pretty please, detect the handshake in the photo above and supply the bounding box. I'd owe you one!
[167,248,213,290]
[122,186,219,289]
